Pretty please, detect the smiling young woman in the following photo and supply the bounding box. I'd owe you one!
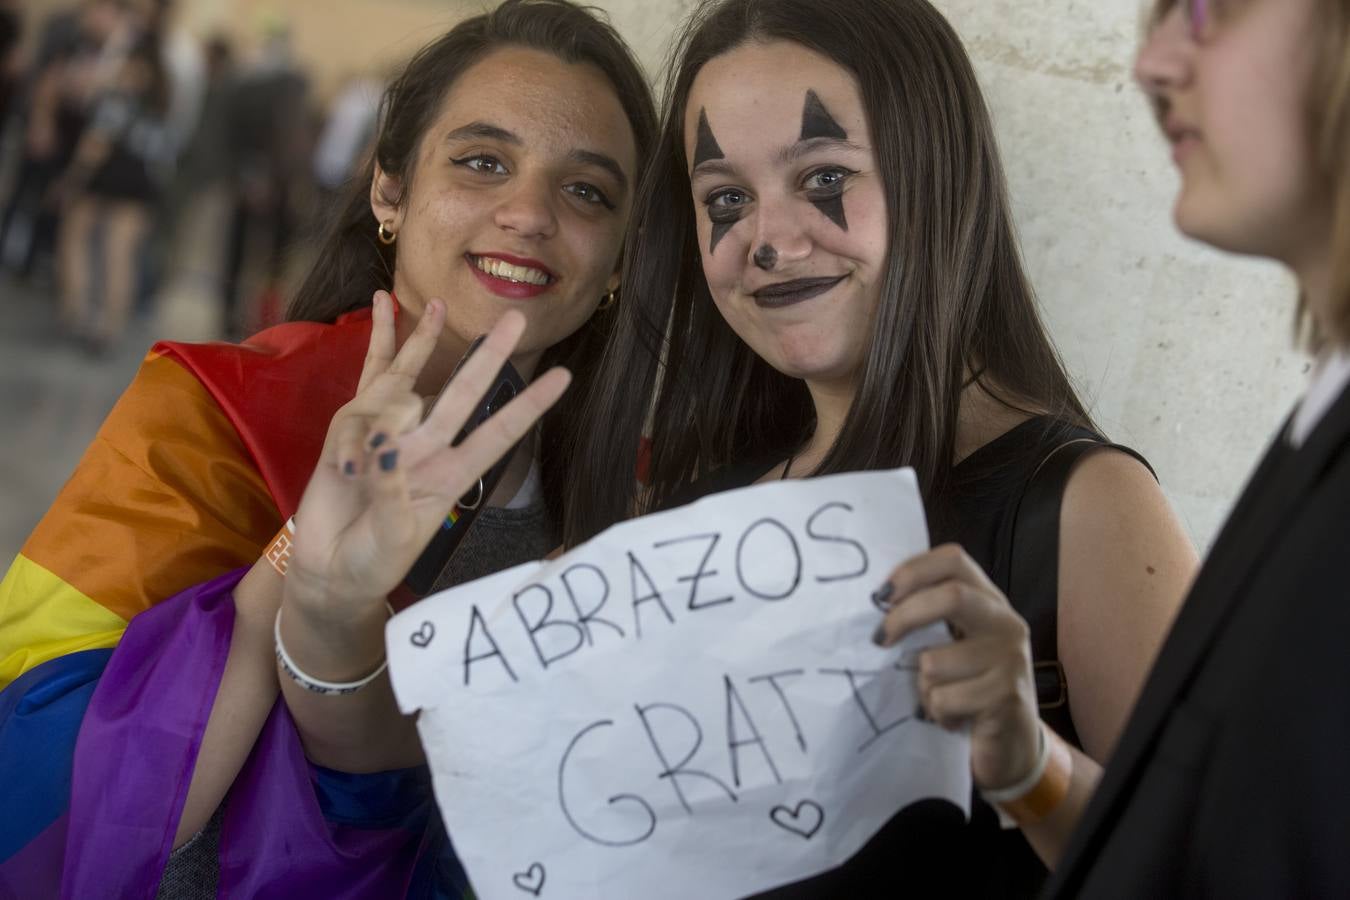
[0,2,655,897]
[565,0,1198,896]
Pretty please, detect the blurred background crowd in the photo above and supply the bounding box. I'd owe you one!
[0,0,399,351]
[0,0,474,560]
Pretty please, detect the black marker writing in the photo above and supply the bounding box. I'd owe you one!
[636,702,737,813]
[724,675,782,788]
[560,563,625,646]
[735,518,803,601]
[513,583,585,670]
[558,720,657,847]
[748,669,809,753]
[462,604,517,686]
[819,667,912,752]
[628,551,675,638]
[651,532,733,611]
[805,501,869,583]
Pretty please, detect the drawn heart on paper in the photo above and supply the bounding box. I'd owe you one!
[512,862,546,896]
[770,799,824,839]
[409,621,436,649]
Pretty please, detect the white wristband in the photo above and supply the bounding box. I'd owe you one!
[273,604,394,696]
[980,722,1049,804]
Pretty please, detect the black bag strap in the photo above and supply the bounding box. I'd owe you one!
[1006,437,1155,749]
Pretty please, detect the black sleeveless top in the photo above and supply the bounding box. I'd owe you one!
[663,416,1152,899]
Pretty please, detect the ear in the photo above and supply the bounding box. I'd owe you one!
[370,164,405,233]
[605,269,621,294]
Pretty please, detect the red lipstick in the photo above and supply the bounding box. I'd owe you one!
[465,253,558,300]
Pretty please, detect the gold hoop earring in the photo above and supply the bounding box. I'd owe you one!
[377,221,397,245]
[597,288,618,311]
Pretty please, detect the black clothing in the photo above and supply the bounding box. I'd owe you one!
[1047,382,1350,899]
[663,417,1149,898]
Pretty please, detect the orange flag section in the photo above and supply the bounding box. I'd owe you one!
[0,352,279,686]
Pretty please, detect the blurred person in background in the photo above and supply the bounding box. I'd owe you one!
[0,0,128,283]
[0,0,20,127]
[219,19,309,339]
[53,30,173,353]
[311,69,382,219]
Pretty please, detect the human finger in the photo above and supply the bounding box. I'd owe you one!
[915,637,1009,691]
[874,578,1022,648]
[385,298,446,383]
[873,544,998,611]
[413,366,571,501]
[362,438,420,566]
[418,310,527,447]
[356,291,396,393]
[923,665,1031,730]
[355,392,425,471]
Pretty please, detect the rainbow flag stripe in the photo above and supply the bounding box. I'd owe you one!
[0,309,469,897]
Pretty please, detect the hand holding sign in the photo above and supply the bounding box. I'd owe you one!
[387,469,970,900]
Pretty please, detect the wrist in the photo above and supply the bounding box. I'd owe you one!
[981,723,1073,825]
[278,595,389,685]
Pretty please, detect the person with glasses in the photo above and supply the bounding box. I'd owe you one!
[877,0,1347,894]
[1044,0,1350,893]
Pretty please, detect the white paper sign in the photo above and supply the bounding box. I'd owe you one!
[387,468,971,900]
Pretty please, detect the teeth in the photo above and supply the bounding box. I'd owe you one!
[473,256,551,286]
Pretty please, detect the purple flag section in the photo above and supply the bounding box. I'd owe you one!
[55,569,423,899]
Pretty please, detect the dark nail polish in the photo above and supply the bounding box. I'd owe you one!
[343,460,356,476]
[378,450,398,472]
[370,432,388,449]
[870,582,894,612]
[871,623,888,647]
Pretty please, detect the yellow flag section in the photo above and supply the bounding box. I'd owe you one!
[0,351,279,690]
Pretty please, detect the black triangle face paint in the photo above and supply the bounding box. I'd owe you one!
[693,108,725,169]
[799,91,850,231]
[695,107,739,254]
[799,90,848,142]
[813,194,847,231]
[709,220,735,253]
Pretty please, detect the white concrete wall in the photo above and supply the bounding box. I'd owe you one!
[589,0,1309,549]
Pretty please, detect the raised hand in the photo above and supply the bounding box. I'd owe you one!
[285,291,571,621]
[872,544,1042,791]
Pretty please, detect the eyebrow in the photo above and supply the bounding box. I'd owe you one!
[445,121,628,191]
[569,149,628,192]
[689,137,868,180]
[444,121,522,146]
[690,158,738,180]
[777,137,867,164]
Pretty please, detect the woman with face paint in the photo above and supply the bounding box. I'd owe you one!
[0,2,655,896]
[565,0,1197,896]
[1047,1,1350,896]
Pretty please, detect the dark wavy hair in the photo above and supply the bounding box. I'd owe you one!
[563,0,1092,545]
[286,0,657,519]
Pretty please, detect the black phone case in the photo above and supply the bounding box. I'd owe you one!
[402,341,528,596]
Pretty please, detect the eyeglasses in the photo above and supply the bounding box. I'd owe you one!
[1180,0,1212,41]
[1177,0,1248,42]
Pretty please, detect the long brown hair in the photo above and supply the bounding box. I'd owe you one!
[563,0,1092,546]
[285,0,656,519]
[1311,1,1350,342]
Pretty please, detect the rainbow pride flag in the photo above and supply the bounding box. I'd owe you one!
[0,309,466,897]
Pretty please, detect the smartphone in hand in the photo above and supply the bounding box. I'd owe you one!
[402,336,527,596]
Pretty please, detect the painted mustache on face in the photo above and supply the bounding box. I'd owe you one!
[696,90,852,257]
